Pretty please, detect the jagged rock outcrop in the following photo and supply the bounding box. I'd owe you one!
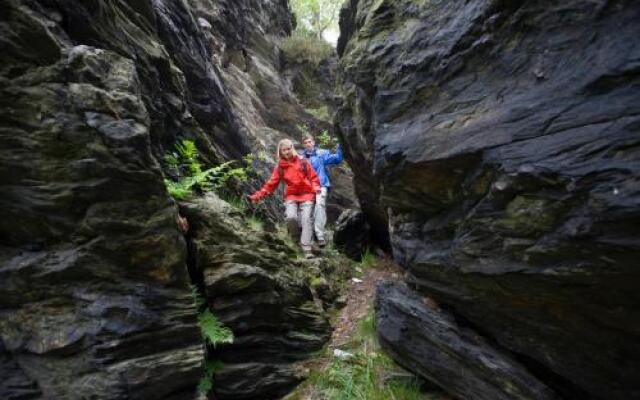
[0,0,350,398]
[0,1,206,398]
[376,282,560,400]
[337,0,640,399]
[333,209,371,260]
[181,194,352,399]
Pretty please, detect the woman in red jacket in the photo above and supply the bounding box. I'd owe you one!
[249,139,321,258]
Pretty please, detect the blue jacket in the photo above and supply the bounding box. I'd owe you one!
[301,145,343,188]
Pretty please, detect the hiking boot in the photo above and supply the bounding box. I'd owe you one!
[317,239,326,248]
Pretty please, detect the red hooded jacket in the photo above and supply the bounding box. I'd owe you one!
[250,156,321,202]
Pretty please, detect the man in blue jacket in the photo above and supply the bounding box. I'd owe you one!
[301,134,344,247]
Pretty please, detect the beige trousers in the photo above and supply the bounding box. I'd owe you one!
[285,200,314,251]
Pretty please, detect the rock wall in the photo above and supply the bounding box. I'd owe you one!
[194,0,357,221]
[181,194,348,399]
[0,0,349,398]
[1,1,207,398]
[336,0,640,399]
[376,282,560,400]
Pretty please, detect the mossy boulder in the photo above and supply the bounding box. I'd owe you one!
[180,193,354,399]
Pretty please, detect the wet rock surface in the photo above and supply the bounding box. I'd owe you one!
[376,282,560,400]
[337,0,640,398]
[181,194,350,399]
[0,0,350,398]
[1,1,206,397]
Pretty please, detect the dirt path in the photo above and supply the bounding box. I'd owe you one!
[289,258,404,399]
[328,258,402,349]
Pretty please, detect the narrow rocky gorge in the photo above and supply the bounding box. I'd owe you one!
[1,0,351,399]
[2,0,639,399]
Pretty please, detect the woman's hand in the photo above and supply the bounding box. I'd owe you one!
[248,193,260,204]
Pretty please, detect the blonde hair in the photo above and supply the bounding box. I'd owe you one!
[276,138,296,160]
[302,133,314,142]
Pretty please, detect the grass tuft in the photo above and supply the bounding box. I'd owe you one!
[360,248,377,269]
[246,215,264,231]
[296,308,428,400]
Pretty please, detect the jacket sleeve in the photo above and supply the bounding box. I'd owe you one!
[322,144,343,165]
[250,166,280,201]
[305,160,321,193]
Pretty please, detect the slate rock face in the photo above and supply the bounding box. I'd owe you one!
[376,282,560,400]
[0,0,345,399]
[181,194,342,400]
[0,1,213,398]
[337,0,640,398]
[333,209,370,260]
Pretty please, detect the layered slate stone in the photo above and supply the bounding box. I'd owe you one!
[0,2,204,398]
[336,0,640,398]
[0,0,348,398]
[376,282,560,400]
[181,194,339,400]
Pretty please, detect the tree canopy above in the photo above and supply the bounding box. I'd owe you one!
[290,0,343,40]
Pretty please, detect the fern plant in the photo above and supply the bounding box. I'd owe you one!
[199,309,234,347]
[164,139,250,200]
[190,285,233,395]
[198,360,224,394]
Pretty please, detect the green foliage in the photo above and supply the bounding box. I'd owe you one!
[306,105,330,121]
[223,195,249,212]
[190,285,206,310]
[242,153,255,169]
[357,308,377,341]
[163,139,251,200]
[317,129,338,148]
[197,373,212,394]
[301,308,426,400]
[281,34,333,66]
[276,223,304,257]
[198,360,224,394]
[246,215,264,231]
[164,179,194,200]
[359,248,377,269]
[290,0,342,40]
[199,309,234,347]
[310,276,325,287]
[317,129,331,146]
[257,150,270,162]
[190,284,232,396]
[298,125,339,150]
